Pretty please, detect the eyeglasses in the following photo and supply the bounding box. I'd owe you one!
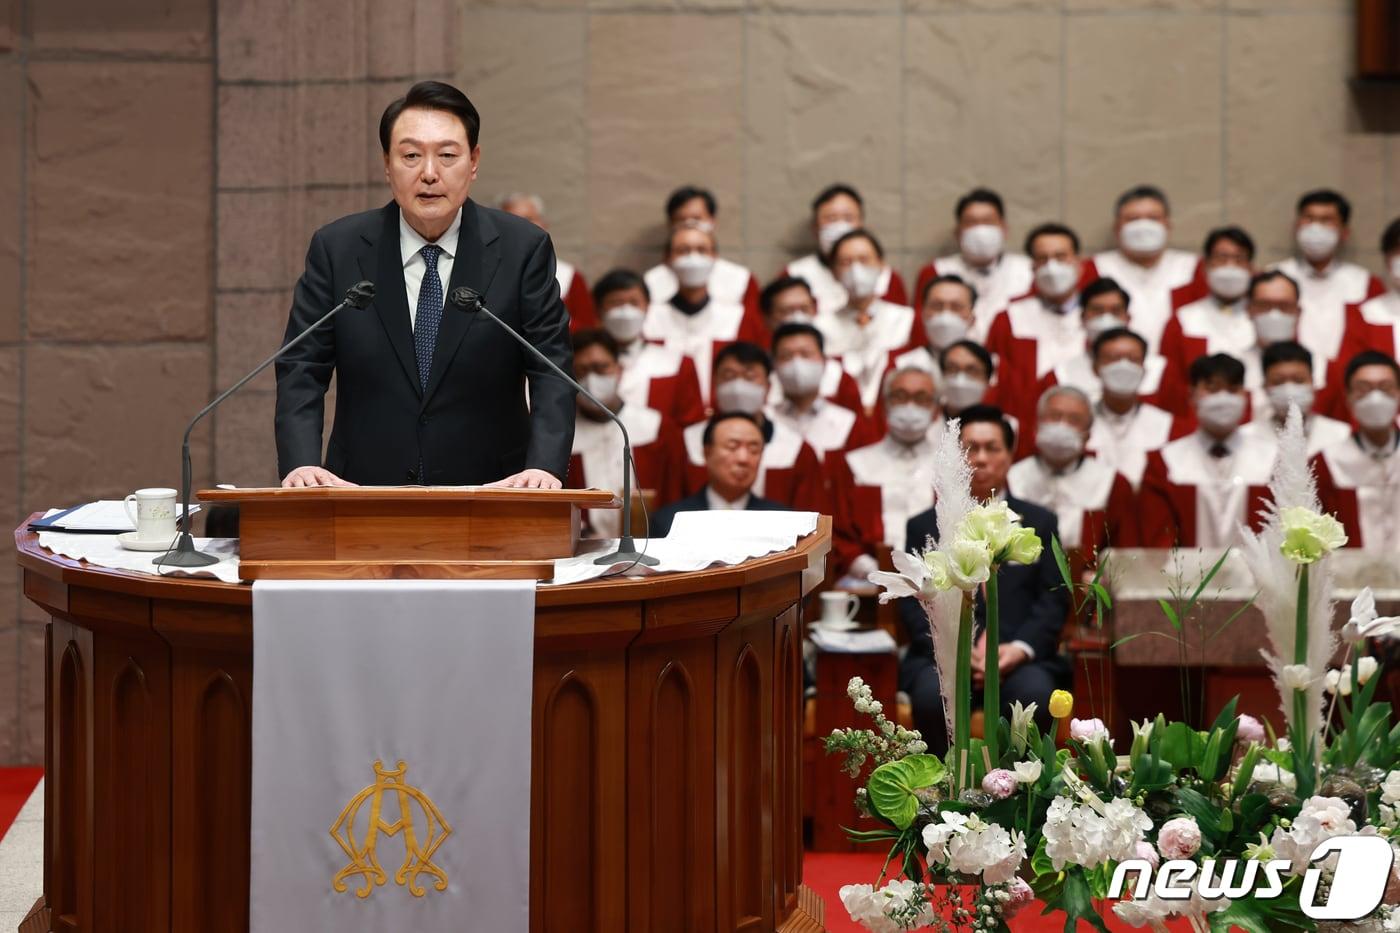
[887,391,936,407]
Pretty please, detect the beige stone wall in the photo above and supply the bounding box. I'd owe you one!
[461,1,1400,293]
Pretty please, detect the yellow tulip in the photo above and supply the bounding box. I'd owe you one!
[1048,689,1073,719]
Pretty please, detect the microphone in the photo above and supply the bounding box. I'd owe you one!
[448,286,659,568]
[156,281,376,568]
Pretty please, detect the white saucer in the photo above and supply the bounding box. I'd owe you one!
[116,532,178,552]
[809,619,860,633]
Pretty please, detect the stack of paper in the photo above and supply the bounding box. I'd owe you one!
[808,627,898,654]
[29,500,200,534]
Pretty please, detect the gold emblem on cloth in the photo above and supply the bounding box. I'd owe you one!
[331,759,453,898]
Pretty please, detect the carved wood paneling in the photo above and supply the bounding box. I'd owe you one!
[773,607,803,921]
[50,621,93,933]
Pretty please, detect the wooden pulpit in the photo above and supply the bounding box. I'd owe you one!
[14,486,831,933]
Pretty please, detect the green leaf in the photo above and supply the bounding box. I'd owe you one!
[865,755,946,829]
[1177,786,1225,838]
[1089,581,1113,609]
[1232,744,1263,800]
[1158,597,1182,631]
[1051,535,1074,595]
[1186,548,1230,610]
[1059,869,1112,933]
[1158,721,1202,770]
[1209,696,1240,734]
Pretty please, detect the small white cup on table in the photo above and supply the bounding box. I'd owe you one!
[123,487,179,543]
[815,590,861,631]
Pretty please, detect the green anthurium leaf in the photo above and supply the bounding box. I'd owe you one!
[866,755,945,830]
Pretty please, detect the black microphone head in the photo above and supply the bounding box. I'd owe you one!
[345,280,376,309]
[449,286,482,312]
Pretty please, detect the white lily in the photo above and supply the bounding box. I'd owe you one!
[1342,587,1400,643]
[1009,701,1038,754]
[1013,760,1043,784]
[1280,664,1314,692]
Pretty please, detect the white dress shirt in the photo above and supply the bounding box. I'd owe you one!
[400,208,462,331]
[705,487,751,511]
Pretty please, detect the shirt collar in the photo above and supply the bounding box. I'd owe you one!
[400,207,463,268]
[1355,430,1400,458]
[670,292,710,316]
[1095,400,1139,423]
[1040,293,1080,316]
[777,396,824,418]
[881,433,930,459]
[1298,257,1337,279]
[1195,427,1243,456]
[705,486,751,510]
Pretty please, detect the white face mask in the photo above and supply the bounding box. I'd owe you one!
[818,220,856,255]
[885,403,934,444]
[959,224,1004,264]
[1206,265,1252,302]
[1389,255,1400,290]
[942,372,986,411]
[776,357,825,397]
[1119,218,1168,255]
[1083,313,1125,341]
[581,372,621,412]
[1252,309,1298,346]
[1034,259,1079,299]
[601,303,645,344]
[1353,390,1400,431]
[923,311,968,350]
[1297,222,1340,262]
[1267,382,1315,419]
[841,262,882,300]
[1036,421,1085,463]
[1195,390,1246,435]
[780,311,815,327]
[715,377,767,415]
[671,253,715,289]
[1098,359,1145,397]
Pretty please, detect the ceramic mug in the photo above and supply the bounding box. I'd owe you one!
[818,591,860,627]
[123,487,178,541]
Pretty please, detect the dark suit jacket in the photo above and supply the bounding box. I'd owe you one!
[648,488,787,538]
[274,200,574,485]
[899,495,1069,663]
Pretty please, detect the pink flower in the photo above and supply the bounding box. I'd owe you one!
[1235,714,1265,745]
[1157,817,1202,860]
[1005,877,1034,918]
[1070,717,1110,744]
[1135,840,1160,869]
[981,769,1017,800]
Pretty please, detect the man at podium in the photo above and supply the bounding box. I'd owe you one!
[274,81,574,488]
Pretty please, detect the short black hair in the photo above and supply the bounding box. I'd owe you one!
[759,275,813,314]
[771,321,824,356]
[957,404,1015,451]
[1247,269,1300,303]
[955,188,1005,221]
[1345,350,1400,388]
[1024,222,1080,256]
[812,183,863,214]
[592,268,649,307]
[831,227,884,260]
[1261,340,1312,374]
[1080,276,1130,310]
[920,273,978,309]
[713,341,773,376]
[939,339,995,379]
[1382,217,1400,255]
[1188,353,1246,388]
[572,328,620,361]
[665,185,717,220]
[1115,184,1170,215]
[1091,326,1148,360]
[1297,188,1352,225]
[702,411,762,447]
[379,80,480,152]
[1203,225,1255,262]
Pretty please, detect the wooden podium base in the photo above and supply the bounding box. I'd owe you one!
[18,898,47,933]
[776,885,827,932]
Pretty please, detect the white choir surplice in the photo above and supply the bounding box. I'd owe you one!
[1273,256,1380,364]
[788,253,897,316]
[817,299,917,409]
[1173,295,1255,358]
[1047,352,1165,403]
[1158,423,1274,548]
[644,256,753,307]
[765,357,848,408]
[1353,290,1400,355]
[929,252,1034,341]
[1091,248,1199,352]
[556,258,577,300]
[1000,293,1086,379]
[571,404,660,539]
[845,434,937,552]
[767,397,860,456]
[1005,455,1118,550]
[1086,401,1173,490]
[618,341,687,409]
[1319,433,1400,550]
[681,417,806,500]
[641,297,749,398]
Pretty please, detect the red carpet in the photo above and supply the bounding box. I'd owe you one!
[0,768,42,842]
[805,849,1202,932]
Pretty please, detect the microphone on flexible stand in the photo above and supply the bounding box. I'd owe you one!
[447,286,659,568]
[156,281,377,568]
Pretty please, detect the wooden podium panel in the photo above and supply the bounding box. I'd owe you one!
[15,507,829,933]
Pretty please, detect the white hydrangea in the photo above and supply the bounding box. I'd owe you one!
[1271,796,1357,875]
[1114,889,1231,929]
[1042,795,1152,871]
[1382,770,1400,807]
[921,812,1027,884]
[1250,760,1298,791]
[839,879,933,933]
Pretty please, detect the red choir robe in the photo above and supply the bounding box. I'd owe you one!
[566,403,687,537]
[1005,455,1139,557]
[984,294,1087,429]
[815,300,921,411]
[1031,354,1170,458]
[1086,401,1174,491]
[1317,291,1400,421]
[1313,433,1400,550]
[831,433,937,575]
[912,252,1034,341]
[617,341,707,427]
[1272,256,1386,383]
[557,259,598,331]
[1137,423,1276,548]
[764,357,868,424]
[785,253,908,316]
[1082,249,1201,352]
[643,256,765,339]
[767,397,879,458]
[641,296,767,399]
[680,418,827,513]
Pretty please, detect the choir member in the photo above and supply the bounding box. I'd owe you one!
[1085,327,1174,490]
[498,191,597,329]
[1313,350,1400,550]
[889,274,979,381]
[786,183,908,314]
[1159,226,1257,406]
[566,330,686,537]
[912,188,1034,340]
[938,339,996,420]
[759,275,865,415]
[1039,277,1167,404]
[642,185,762,326]
[592,269,706,426]
[767,322,877,456]
[1085,184,1201,351]
[1256,340,1350,454]
[1324,217,1400,416]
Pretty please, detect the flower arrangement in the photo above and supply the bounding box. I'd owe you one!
[829,409,1400,932]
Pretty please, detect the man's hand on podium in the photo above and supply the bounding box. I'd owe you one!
[282,466,359,488]
[488,468,562,490]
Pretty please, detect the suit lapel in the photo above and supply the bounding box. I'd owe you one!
[360,203,421,396]
[423,200,502,408]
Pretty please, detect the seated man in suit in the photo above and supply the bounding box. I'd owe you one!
[649,412,787,537]
[899,405,1070,753]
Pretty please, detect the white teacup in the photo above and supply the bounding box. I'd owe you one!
[817,591,860,629]
[123,488,178,541]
